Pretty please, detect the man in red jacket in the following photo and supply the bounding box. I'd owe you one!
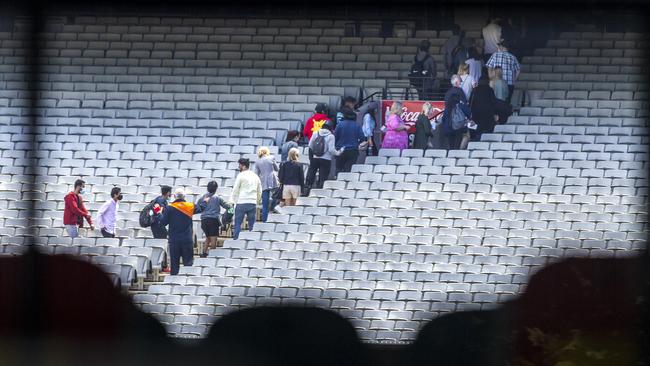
[302,103,331,141]
[63,179,94,238]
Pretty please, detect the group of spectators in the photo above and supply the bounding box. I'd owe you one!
[58,20,522,275]
[412,19,521,106]
[61,150,303,275]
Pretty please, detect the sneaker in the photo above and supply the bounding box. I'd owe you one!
[199,253,208,258]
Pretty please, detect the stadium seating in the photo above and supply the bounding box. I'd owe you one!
[0,17,647,342]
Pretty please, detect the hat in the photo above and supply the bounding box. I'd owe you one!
[175,188,185,199]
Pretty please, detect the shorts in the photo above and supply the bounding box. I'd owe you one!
[65,225,79,238]
[201,218,220,237]
[283,185,301,199]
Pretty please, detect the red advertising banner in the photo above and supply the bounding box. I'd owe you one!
[380,100,446,135]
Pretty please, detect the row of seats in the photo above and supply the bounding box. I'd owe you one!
[0,236,168,289]
[533,47,647,57]
[521,64,647,76]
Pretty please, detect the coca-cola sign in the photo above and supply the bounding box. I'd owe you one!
[381,100,445,135]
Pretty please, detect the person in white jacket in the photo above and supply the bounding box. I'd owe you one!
[482,18,502,63]
[230,158,262,240]
[305,121,342,190]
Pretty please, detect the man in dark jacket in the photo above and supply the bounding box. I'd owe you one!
[334,107,365,174]
[442,75,470,150]
[411,40,438,100]
[153,188,206,275]
[150,185,171,239]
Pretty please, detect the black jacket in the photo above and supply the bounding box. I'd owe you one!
[413,114,433,150]
[278,161,305,188]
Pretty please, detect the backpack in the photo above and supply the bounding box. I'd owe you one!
[408,54,431,87]
[311,133,327,157]
[139,199,156,227]
[451,102,469,130]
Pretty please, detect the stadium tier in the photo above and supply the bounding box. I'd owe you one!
[0,16,647,343]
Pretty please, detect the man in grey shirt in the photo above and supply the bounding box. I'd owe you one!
[197,181,231,257]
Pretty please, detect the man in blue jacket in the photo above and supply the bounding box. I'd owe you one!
[150,185,172,239]
[334,106,365,174]
[154,188,206,275]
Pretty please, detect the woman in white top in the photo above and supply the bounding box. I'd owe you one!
[457,63,477,101]
[464,46,483,82]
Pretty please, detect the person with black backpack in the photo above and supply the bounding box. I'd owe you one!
[149,185,172,239]
[409,40,437,100]
[305,120,342,191]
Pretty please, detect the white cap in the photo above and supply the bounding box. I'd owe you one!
[175,188,185,199]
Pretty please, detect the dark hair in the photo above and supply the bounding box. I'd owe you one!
[74,179,85,188]
[161,185,172,196]
[315,103,328,114]
[451,24,461,35]
[286,130,300,142]
[467,46,480,60]
[322,120,334,131]
[342,96,357,107]
[238,158,250,168]
[418,40,431,51]
[341,106,357,121]
[110,187,121,197]
[207,180,218,194]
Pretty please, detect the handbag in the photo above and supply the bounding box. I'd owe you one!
[272,184,284,201]
[451,102,469,130]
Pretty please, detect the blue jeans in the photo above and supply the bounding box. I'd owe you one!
[169,241,193,275]
[233,203,256,240]
[261,189,271,222]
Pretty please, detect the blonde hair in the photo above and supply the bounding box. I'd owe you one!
[457,63,469,75]
[288,148,300,162]
[257,146,270,158]
[390,101,402,115]
[421,102,432,115]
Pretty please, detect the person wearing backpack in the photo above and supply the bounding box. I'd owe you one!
[149,185,172,239]
[196,181,231,258]
[409,40,437,100]
[441,75,471,150]
[305,120,342,190]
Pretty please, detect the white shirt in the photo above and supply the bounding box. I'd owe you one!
[231,169,262,205]
[465,59,482,82]
[97,199,118,234]
[460,74,476,101]
[482,22,502,54]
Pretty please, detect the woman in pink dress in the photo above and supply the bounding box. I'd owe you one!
[381,101,409,150]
